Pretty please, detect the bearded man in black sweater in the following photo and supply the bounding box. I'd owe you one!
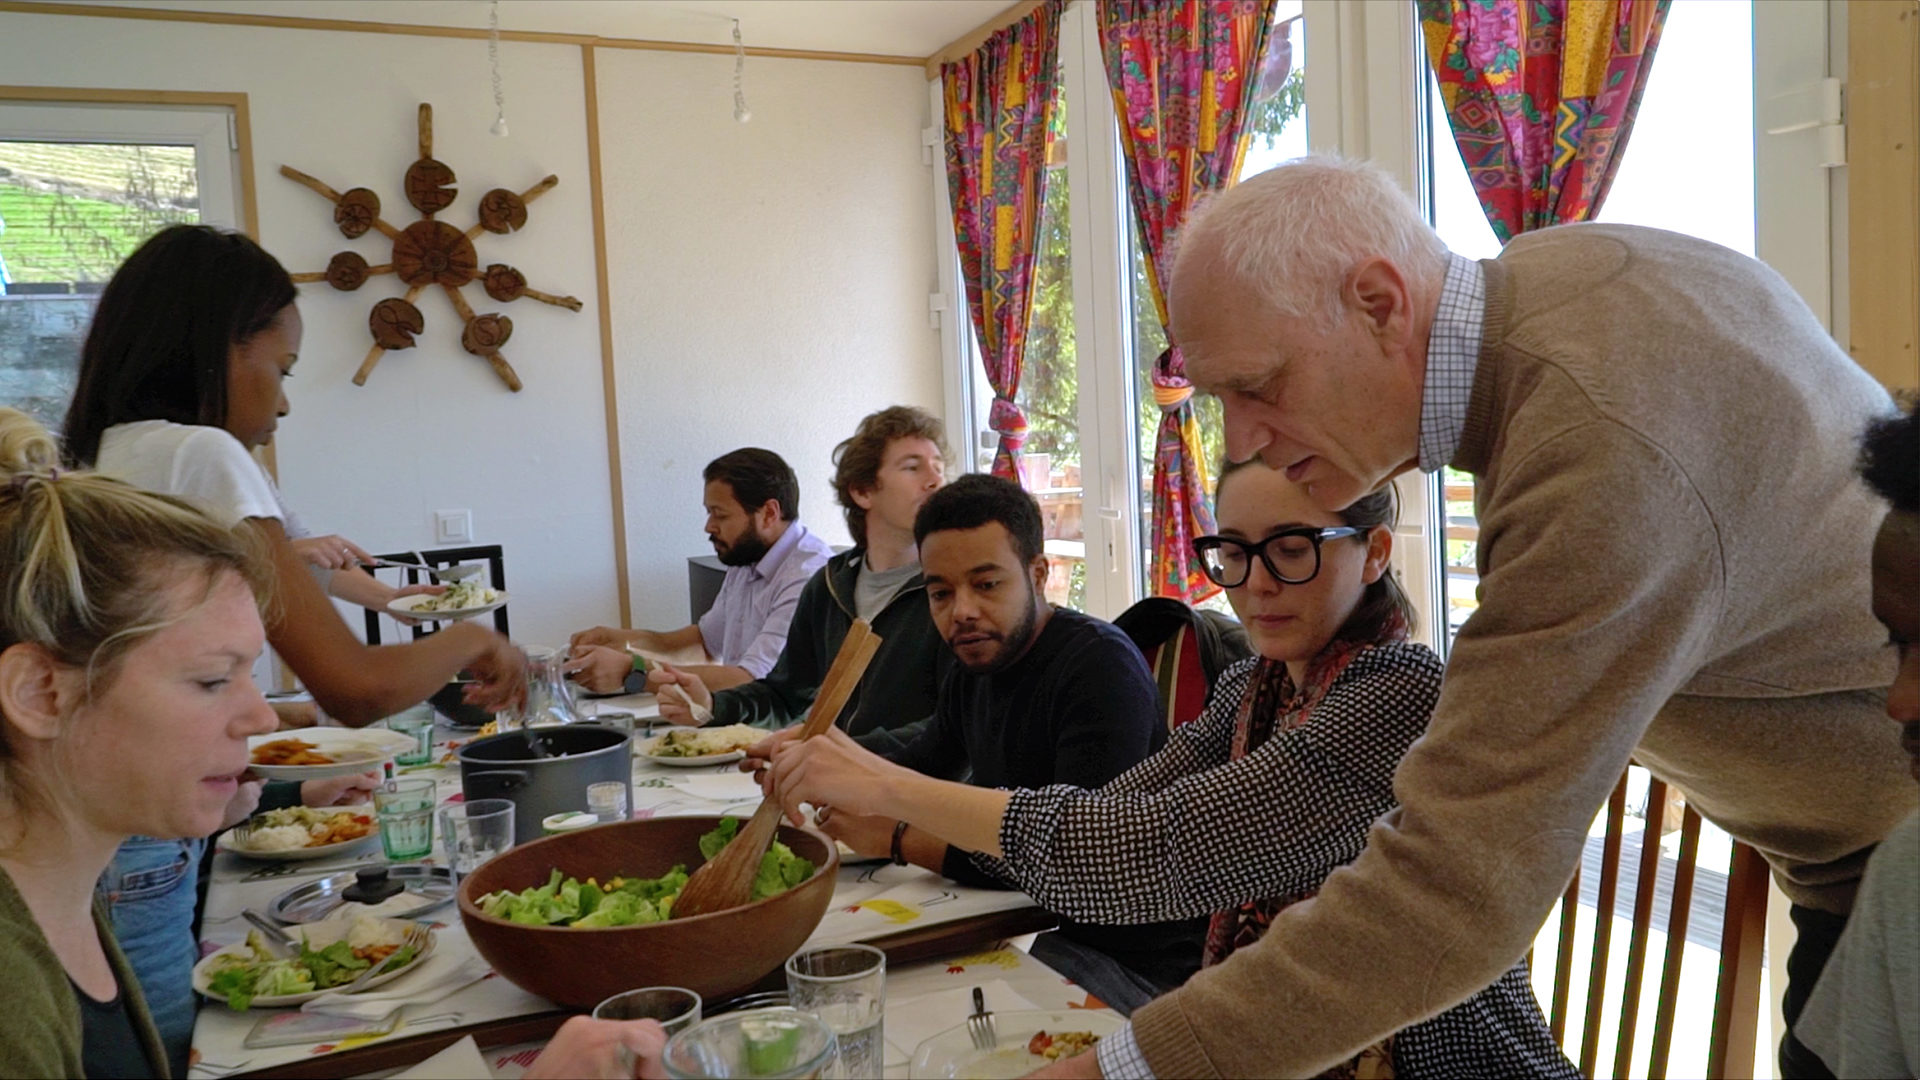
[760,473,1205,1012]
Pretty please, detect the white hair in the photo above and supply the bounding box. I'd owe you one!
[1174,155,1450,329]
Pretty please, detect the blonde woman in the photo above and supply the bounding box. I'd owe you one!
[0,409,660,1078]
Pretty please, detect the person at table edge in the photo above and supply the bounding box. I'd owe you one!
[567,447,832,695]
[656,405,954,757]
[1795,402,1920,1077]
[806,473,1205,1007]
[1019,156,1913,1080]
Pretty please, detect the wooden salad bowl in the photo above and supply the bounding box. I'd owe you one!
[457,816,839,1009]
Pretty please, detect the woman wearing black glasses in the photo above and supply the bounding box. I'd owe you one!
[757,458,1576,1077]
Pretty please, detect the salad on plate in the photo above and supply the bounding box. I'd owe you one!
[198,917,427,1010]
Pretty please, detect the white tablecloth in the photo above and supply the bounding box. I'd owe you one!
[188,703,1062,1077]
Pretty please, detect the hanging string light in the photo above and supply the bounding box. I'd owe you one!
[488,0,509,136]
[732,18,752,124]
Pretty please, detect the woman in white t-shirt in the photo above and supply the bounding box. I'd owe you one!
[63,225,525,723]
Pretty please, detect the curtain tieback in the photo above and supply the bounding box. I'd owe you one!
[988,395,1029,441]
[1152,382,1193,412]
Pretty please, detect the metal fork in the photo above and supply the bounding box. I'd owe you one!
[240,909,297,960]
[342,923,430,995]
[968,986,997,1050]
[362,557,483,583]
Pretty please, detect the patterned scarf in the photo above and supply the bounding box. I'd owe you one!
[1201,608,1409,1079]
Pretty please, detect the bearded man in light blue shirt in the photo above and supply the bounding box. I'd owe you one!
[568,447,832,694]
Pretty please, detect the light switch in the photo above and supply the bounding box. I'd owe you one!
[434,509,472,544]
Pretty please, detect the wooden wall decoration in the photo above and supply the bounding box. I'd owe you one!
[281,103,582,391]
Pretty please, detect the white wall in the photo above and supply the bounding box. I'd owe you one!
[0,7,941,645]
[595,49,943,631]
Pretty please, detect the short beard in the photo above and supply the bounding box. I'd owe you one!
[957,580,1041,674]
[715,530,771,567]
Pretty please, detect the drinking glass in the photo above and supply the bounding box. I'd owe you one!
[662,1007,837,1080]
[784,944,884,1079]
[373,778,436,861]
[593,985,702,1031]
[438,798,514,881]
[381,704,436,766]
[586,781,628,824]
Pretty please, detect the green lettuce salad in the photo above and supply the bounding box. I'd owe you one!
[476,818,815,927]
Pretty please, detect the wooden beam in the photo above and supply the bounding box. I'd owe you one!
[925,0,1045,79]
[582,45,632,630]
[0,1,923,67]
[1847,0,1920,393]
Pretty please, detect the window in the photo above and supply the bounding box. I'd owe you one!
[0,100,239,434]
[1427,0,1757,643]
[1128,5,1307,605]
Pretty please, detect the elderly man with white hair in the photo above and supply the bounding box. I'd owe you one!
[1037,156,1916,1080]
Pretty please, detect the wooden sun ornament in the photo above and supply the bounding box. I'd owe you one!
[280,103,582,391]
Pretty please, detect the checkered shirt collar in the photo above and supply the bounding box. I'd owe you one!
[1418,252,1487,473]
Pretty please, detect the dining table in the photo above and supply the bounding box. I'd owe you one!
[189,690,1113,1079]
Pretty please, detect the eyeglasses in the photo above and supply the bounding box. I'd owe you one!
[1192,526,1363,588]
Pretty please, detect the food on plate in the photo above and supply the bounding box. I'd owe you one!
[202,917,422,1010]
[413,579,501,612]
[475,818,814,926]
[1027,1030,1100,1061]
[230,806,374,852]
[646,723,763,758]
[251,738,334,766]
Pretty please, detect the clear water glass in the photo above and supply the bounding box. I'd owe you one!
[373,777,436,861]
[662,1007,837,1080]
[785,944,885,1079]
[514,645,584,728]
[438,798,514,880]
[593,985,702,1032]
[381,704,436,766]
[586,781,628,824]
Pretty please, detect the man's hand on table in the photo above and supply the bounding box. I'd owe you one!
[653,664,712,725]
[571,625,655,652]
[301,771,377,807]
[526,1016,668,1079]
[565,644,634,694]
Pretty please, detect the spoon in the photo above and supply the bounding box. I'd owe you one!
[671,621,879,919]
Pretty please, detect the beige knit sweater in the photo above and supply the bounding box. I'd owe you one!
[1130,224,1917,1078]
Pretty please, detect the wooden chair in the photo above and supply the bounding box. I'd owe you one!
[1542,767,1773,1079]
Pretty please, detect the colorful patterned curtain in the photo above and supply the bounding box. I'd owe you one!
[1419,0,1671,241]
[941,1,1066,480]
[1099,0,1275,601]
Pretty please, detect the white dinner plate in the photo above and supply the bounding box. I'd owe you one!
[246,728,416,781]
[386,590,510,622]
[193,917,437,1009]
[910,1010,1125,1079]
[218,830,376,863]
[637,735,747,769]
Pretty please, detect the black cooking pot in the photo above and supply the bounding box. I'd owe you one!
[458,725,632,845]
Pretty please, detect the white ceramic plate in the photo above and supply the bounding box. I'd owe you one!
[637,736,747,769]
[910,1010,1125,1080]
[192,917,436,1009]
[218,830,376,863]
[246,728,416,781]
[217,811,379,862]
[386,590,510,622]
